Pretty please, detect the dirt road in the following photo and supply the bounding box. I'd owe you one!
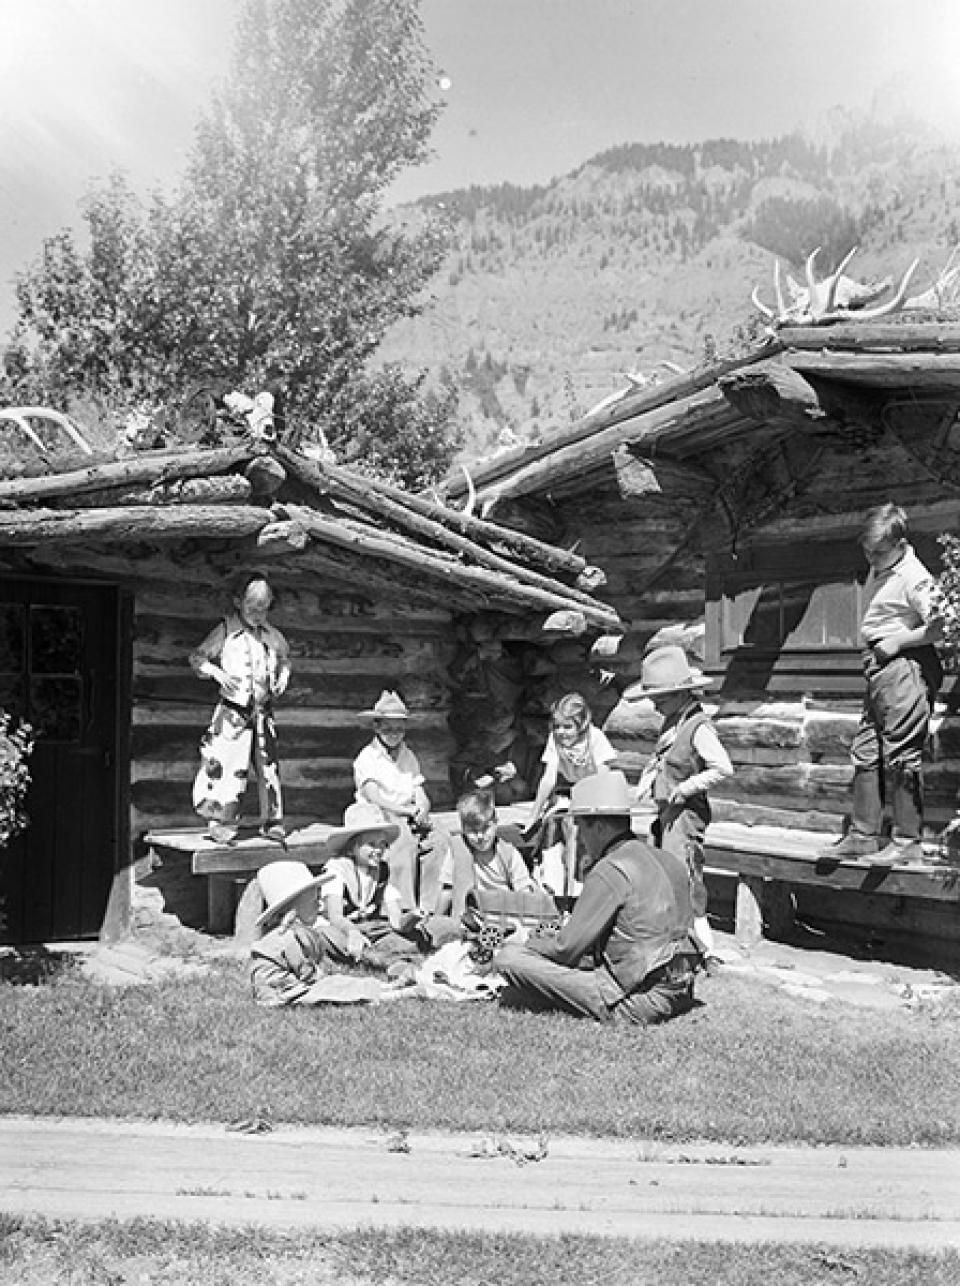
[2,1116,958,1248]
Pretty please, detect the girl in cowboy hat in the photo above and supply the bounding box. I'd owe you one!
[352,689,448,915]
[319,802,422,968]
[249,859,333,1006]
[627,646,733,961]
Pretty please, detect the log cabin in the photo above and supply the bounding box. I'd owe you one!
[0,440,620,945]
[437,318,960,965]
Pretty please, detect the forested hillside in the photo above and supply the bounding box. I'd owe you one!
[379,114,960,463]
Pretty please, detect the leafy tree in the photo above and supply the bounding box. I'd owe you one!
[741,194,862,270]
[6,0,460,487]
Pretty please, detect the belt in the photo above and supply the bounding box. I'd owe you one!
[222,696,273,717]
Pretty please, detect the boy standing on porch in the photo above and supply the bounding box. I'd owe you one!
[821,503,943,866]
[191,573,291,845]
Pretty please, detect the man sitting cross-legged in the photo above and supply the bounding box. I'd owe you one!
[496,770,703,1025]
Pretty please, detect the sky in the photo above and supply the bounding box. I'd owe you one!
[2,0,960,323]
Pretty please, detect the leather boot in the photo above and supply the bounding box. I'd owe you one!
[820,769,881,857]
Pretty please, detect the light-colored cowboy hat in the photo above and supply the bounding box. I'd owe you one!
[623,644,715,702]
[322,801,400,858]
[256,859,331,927]
[358,689,410,721]
[569,769,645,818]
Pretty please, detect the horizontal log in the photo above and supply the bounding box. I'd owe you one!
[787,350,960,387]
[0,445,254,504]
[0,503,272,545]
[65,475,253,509]
[780,322,960,352]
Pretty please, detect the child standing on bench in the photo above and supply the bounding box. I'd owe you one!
[627,645,733,962]
[191,573,291,845]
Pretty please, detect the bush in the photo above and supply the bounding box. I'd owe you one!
[0,712,33,849]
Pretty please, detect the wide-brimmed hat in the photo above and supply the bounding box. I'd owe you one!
[623,645,714,702]
[256,859,332,927]
[358,689,409,721]
[322,801,400,858]
[569,769,636,817]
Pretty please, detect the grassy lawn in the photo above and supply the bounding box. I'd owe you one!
[2,955,959,1146]
[2,1215,959,1286]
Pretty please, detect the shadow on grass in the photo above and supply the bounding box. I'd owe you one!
[0,947,82,987]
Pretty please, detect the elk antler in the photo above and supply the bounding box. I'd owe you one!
[753,248,923,327]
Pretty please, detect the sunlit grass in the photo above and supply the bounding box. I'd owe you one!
[2,958,959,1146]
[1,1215,958,1286]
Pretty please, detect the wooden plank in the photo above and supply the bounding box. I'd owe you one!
[703,839,960,902]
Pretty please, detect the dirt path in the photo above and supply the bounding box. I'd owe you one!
[2,1116,959,1249]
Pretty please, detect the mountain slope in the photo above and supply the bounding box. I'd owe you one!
[380,117,960,463]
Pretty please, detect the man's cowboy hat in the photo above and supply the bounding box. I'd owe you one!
[256,859,331,927]
[358,689,410,721]
[322,802,400,858]
[623,645,714,702]
[570,769,637,817]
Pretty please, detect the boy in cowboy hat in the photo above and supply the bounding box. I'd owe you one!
[626,645,733,962]
[249,859,334,1006]
[319,802,423,967]
[496,770,701,1023]
[352,689,448,915]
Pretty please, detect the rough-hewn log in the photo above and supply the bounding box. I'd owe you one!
[0,503,273,545]
[435,343,781,500]
[787,350,960,388]
[244,455,287,498]
[778,323,960,352]
[256,520,309,553]
[474,389,738,503]
[0,445,255,505]
[66,475,253,509]
[719,365,826,425]
[277,446,591,579]
[282,503,621,631]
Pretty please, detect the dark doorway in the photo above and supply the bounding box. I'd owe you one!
[0,579,118,943]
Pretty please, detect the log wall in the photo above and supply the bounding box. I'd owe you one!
[515,421,960,840]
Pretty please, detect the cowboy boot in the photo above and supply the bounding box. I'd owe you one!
[872,768,925,866]
[821,769,882,857]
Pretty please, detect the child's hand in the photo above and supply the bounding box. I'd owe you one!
[346,928,368,959]
[219,673,243,700]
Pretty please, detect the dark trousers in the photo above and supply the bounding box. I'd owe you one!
[849,646,941,838]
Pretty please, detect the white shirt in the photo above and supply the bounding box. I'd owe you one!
[860,544,936,644]
[353,737,424,818]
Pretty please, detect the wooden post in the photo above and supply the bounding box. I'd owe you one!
[735,875,765,948]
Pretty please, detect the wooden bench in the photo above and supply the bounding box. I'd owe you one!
[143,824,335,934]
[699,822,960,947]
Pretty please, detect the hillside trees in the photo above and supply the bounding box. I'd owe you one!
[5,0,460,488]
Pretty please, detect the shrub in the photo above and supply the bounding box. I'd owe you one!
[0,712,34,849]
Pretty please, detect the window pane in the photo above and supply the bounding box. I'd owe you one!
[0,603,24,672]
[30,677,82,741]
[0,674,26,722]
[30,606,82,675]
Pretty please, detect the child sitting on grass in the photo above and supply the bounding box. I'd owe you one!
[319,803,422,968]
[249,859,332,1007]
[440,787,539,922]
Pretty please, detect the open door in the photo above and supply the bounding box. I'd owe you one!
[0,579,118,943]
